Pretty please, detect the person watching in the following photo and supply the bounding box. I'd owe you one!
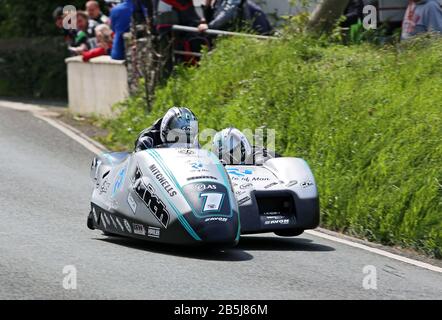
[86,0,110,24]
[402,0,442,40]
[82,24,114,62]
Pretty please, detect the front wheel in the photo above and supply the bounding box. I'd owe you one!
[275,228,304,237]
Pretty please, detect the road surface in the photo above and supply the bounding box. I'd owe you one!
[0,105,441,299]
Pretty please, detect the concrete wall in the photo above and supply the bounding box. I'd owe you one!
[66,56,128,117]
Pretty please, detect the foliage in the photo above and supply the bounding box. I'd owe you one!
[0,38,68,99]
[102,33,442,258]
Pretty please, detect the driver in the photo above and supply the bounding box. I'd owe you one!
[135,107,198,151]
[212,127,278,165]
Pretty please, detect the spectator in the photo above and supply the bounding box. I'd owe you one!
[402,0,442,40]
[82,24,114,61]
[68,11,98,55]
[53,6,76,46]
[110,0,135,60]
[77,10,100,38]
[86,1,110,24]
[199,0,272,34]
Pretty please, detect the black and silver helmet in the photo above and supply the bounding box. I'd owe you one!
[212,127,252,165]
[160,107,198,146]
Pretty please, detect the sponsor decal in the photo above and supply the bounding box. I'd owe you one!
[187,176,218,181]
[123,219,132,233]
[178,149,195,155]
[204,217,228,222]
[264,219,290,225]
[112,167,126,196]
[134,180,170,228]
[194,183,217,191]
[127,193,137,214]
[149,164,177,197]
[301,180,314,188]
[147,226,160,238]
[240,183,253,190]
[237,196,251,206]
[133,223,146,235]
[115,217,124,231]
[287,180,298,187]
[235,190,246,196]
[99,180,110,194]
[190,162,203,170]
[263,211,281,216]
[227,168,253,177]
[264,182,278,189]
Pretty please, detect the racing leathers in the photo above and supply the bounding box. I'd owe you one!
[134,118,163,151]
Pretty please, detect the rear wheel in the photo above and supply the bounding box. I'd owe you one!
[275,228,304,237]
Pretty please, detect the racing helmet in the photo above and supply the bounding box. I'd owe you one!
[212,127,252,165]
[160,107,198,146]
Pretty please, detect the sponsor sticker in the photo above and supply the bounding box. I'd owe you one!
[123,219,132,233]
[178,149,195,155]
[301,180,314,188]
[127,193,137,214]
[264,182,278,189]
[194,183,217,191]
[134,180,170,228]
[149,164,177,197]
[147,226,160,238]
[99,180,110,194]
[264,219,290,225]
[133,223,146,235]
[240,183,253,190]
[238,196,251,206]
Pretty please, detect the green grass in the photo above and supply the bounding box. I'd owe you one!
[102,34,442,258]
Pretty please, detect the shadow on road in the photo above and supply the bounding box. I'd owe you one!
[96,237,254,262]
[237,236,335,252]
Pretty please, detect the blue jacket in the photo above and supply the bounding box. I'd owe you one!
[110,0,134,60]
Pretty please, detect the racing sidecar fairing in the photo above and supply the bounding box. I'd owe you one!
[88,148,240,247]
[226,157,320,237]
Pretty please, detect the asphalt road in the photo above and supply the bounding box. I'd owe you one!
[0,106,441,300]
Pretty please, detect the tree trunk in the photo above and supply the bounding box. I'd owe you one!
[307,0,350,34]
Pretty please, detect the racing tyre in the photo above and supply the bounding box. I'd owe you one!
[275,228,304,237]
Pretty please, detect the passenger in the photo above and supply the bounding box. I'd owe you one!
[82,24,114,62]
[212,127,278,165]
[402,0,442,40]
[86,1,110,24]
[199,0,272,34]
[134,107,199,151]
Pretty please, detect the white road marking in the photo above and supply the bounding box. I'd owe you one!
[0,100,105,155]
[306,230,442,273]
[1,100,441,273]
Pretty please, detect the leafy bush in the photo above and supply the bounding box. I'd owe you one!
[103,34,442,258]
[0,38,68,99]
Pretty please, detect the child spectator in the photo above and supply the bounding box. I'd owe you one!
[82,24,114,61]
